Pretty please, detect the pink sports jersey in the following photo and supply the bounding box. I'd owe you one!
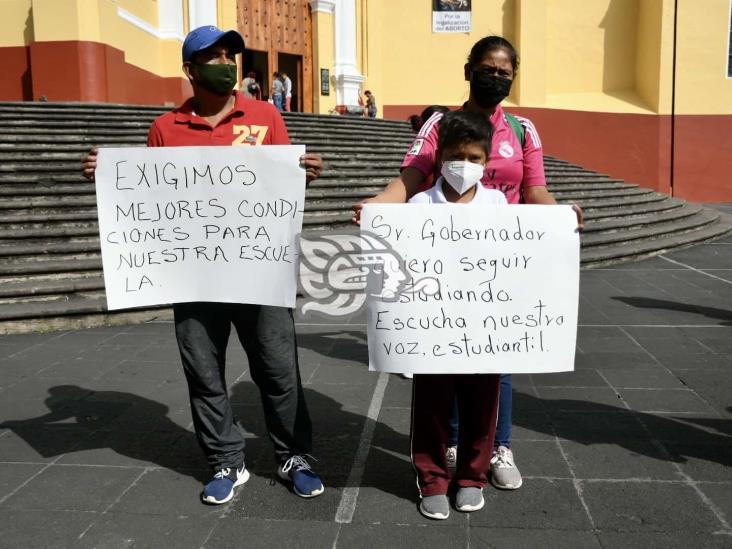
[401,104,546,204]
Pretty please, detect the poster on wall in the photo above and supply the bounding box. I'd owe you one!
[432,0,471,33]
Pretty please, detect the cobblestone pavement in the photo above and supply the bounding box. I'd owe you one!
[1,232,731,548]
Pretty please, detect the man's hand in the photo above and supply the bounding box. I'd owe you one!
[300,153,323,185]
[81,147,98,181]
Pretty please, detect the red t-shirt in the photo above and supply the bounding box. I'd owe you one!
[147,91,290,147]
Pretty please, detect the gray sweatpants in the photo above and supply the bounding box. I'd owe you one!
[173,302,312,470]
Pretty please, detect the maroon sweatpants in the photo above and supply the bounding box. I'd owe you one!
[411,373,500,496]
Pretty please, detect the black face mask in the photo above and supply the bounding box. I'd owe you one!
[470,72,513,108]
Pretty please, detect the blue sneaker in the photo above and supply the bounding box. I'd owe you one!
[201,465,249,504]
[278,455,324,498]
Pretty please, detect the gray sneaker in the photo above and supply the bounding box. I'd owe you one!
[455,487,484,512]
[419,494,449,520]
[490,446,523,490]
[445,446,457,469]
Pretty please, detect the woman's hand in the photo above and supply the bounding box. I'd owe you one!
[572,203,585,232]
[81,147,98,181]
[300,153,323,184]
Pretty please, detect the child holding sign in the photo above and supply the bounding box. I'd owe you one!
[409,110,507,519]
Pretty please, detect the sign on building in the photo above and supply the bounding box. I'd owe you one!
[432,0,471,33]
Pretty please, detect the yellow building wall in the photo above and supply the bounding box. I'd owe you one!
[355,0,731,117]
[0,0,34,47]
[9,0,188,79]
[312,8,337,114]
[361,0,517,110]
[674,0,732,115]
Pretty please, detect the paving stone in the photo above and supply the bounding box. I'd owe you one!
[581,481,721,532]
[618,388,716,414]
[0,509,95,549]
[508,440,571,479]
[468,479,592,530]
[0,462,46,499]
[534,386,625,411]
[54,430,184,468]
[531,369,608,387]
[673,370,732,415]
[207,518,338,549]
[601,368,687,389]
[225,472,346,522]
[77,513,217,549]
[470,527,602,549]
[5,464,143,511]
[662,443,732,481]
[510,410,556,441]
[0,425,93,462]
[109,467,224,517]
[580,351,660,369]
[558,439,680,480]
[548,410,648,442]
[698,483,732,529]
[338,522,466,548]
[596,531,732,549]
[640,414,732,446]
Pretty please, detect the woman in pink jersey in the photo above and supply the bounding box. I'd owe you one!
[353,35,583,493]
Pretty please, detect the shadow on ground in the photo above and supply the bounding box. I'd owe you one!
[513,391,732,468]
[612,297,732,326]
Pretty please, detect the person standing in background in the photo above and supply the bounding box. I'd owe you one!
[271,72,285,112]
[282,72,293,112]
[242,71,261,100]
[364,90,377,118]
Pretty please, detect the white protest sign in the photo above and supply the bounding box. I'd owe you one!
[362,204,580,374]
[95,145,305,310]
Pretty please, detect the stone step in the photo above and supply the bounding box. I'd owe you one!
[581,208,720,248]
[583,202,703,233]
[0,254,102,276]
[0,272,105,299]
[582,216,732,267]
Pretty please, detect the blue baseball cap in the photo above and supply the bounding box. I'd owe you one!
[182,26,245,62]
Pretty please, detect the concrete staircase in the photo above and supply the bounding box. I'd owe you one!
[0,102,729,332]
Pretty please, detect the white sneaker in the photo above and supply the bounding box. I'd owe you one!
[400,373,413,379]
[490,446,522,490]
[445,446,457,469]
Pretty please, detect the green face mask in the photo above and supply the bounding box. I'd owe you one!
[191,63,238,96]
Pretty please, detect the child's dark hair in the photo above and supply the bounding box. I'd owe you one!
[437,110,494,158]
[467,36,519,72]
[408,105,450,133]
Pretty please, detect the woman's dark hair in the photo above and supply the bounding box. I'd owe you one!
[437,110,494,158]
[467,36,519,72]
[408,105,450,133]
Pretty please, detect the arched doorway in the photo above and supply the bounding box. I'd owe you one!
[236,0,314,112]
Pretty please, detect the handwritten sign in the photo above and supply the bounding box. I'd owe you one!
[362,204,580,374]
[95,145,305,310]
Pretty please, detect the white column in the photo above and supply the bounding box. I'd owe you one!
[188,0,218,30]
[334,0,365,108]
[157,0,185,40]
[309,0,335,14]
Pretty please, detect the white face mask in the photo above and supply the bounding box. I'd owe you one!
[440,160,485,195]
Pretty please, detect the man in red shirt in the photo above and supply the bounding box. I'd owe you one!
[83,26,324,504]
